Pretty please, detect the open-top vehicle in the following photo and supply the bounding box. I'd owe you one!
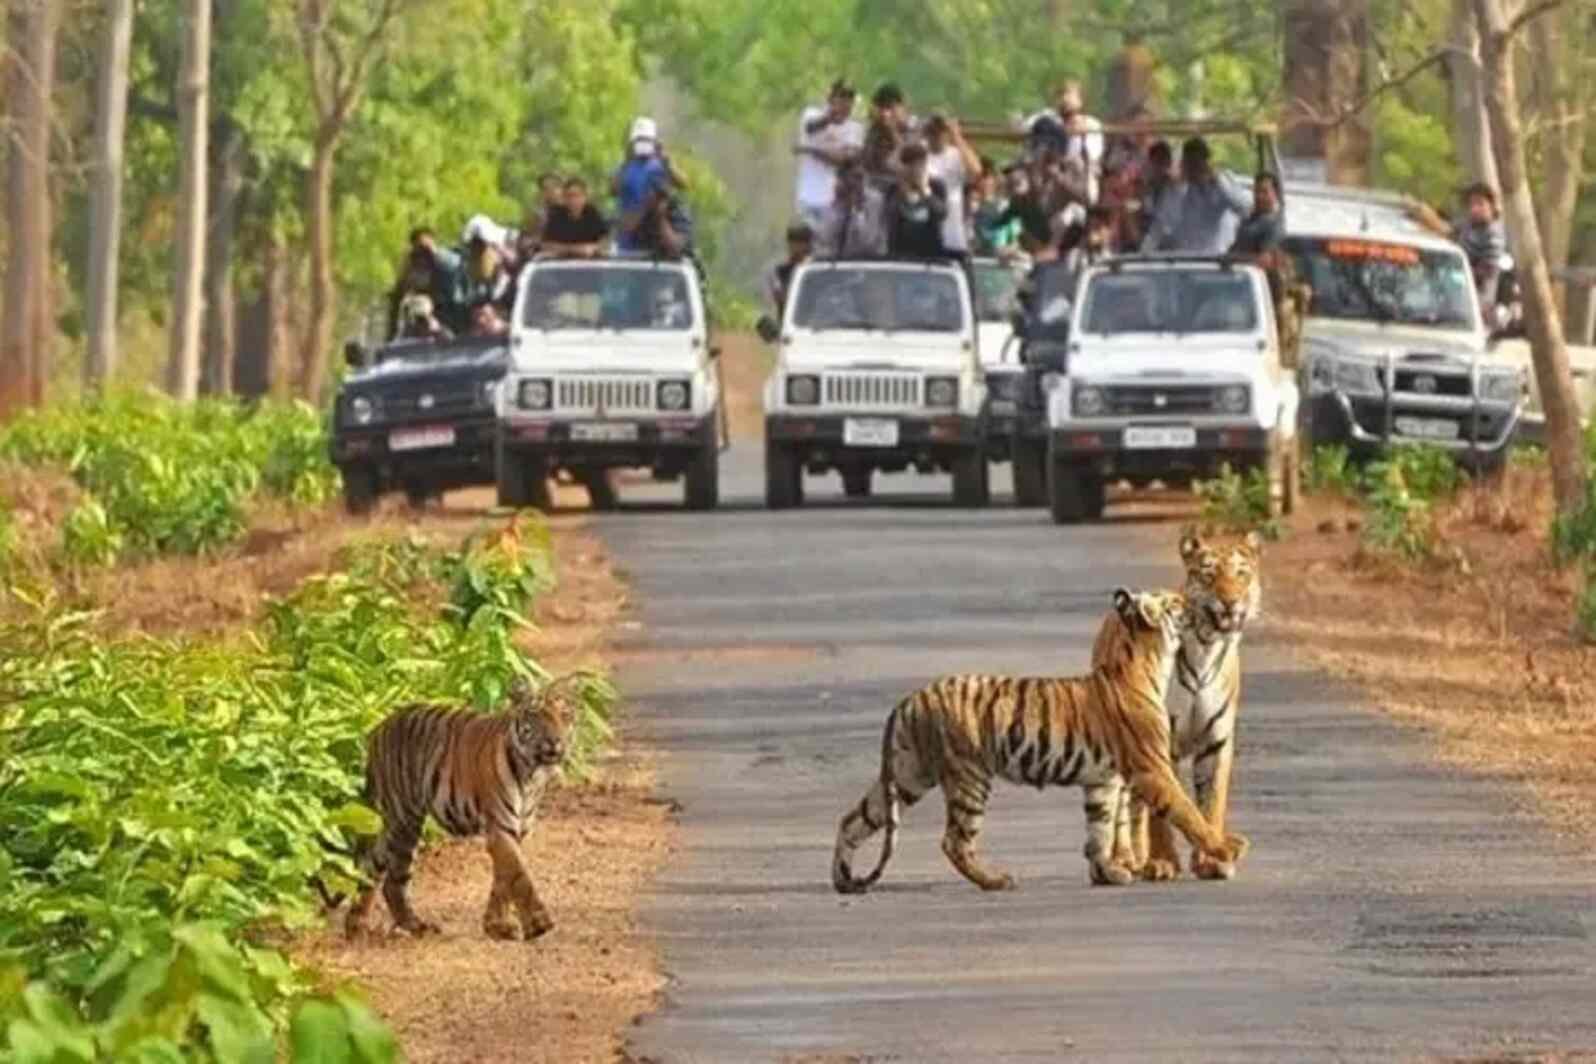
[758,257,989,508]
[332,334,510,514]
[495,257,723,511]
[972,256,1027,465]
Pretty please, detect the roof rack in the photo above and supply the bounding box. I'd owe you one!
[814,254,967,270]
[1104,252,1240,272]
[960,117,1277,145]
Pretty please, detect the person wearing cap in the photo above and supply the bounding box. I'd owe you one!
[621,173,695,262]
[764,223,814,318]
[922,114,982,255]
[1139,136,1250,254]
[815,159,887,258]
[795,80,864,234]
[884,142,949,259]
[861,82,913,193]
[1409,182,1508,309]
[613,116,689,251]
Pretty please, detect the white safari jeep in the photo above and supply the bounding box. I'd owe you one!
[1045,256,1300,524]
[758,258,988,508]
[496,257,721,510]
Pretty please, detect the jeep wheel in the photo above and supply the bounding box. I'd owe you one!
[402,479,436,511]
[583,469,619,512]
[496,444,551,511]
[685,426,719,511]
[951,448,990,508]
[765,443,803,510]
[841,468,872,499]
[1048,458,1103,525]
[342,465,379,516]
[1011,438,1046,508]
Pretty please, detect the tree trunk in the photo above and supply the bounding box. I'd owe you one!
[84,0,133,391]
[299,133,339,404]
[166,0,212,400]
[1473,0,1587,515]
[236,235,284,400]
[201,122,245,396]
[1445,0,1499,191]
[1104,35,1159,120]
[1,0,60,418]
[1281,0,1372,185]
[1524,7,1585,322]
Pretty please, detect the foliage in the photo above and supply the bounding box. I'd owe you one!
[1378,445,1462,502]
[0,395,338,564]
[0,516,615,1056]
[1577,565,1596,644]
[1195,462,1280,539]
[1305,444,1359,497]
[1359,460,1437,562]
[1551,478,1596,562]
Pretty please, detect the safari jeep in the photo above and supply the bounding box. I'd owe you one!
[971,256,1027,464]
[1044,256,1301,524]
[757,258,988,508]
[495,257,722,511]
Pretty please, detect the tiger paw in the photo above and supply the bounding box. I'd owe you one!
[1192,853,1237,881]
[979,872,1017,892]
[1139,858,1179,882]
[523,911,556,940]
[396,917,441,937]
[483,918,519,941]
[1088,861,1135,887]
[343,917,370,941]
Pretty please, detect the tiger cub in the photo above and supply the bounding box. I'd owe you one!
[1093,529,1261,882]
[341,673,585,941]
[832,588,1248,894]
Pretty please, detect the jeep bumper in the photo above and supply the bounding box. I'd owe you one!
[1309,391,1519,462]
[497,414,714,469]
[1048,424,1271,479]
[766,412,983,469]
[331,415,497,489]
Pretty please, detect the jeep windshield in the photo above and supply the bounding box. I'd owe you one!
[520,265,693,331]
[791,267,965,332]
[972,261,1021,323]
[1080,269,1258,337]
[1285,236,1475,331]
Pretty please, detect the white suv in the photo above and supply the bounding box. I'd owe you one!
[1045,256,1300,523]
[496,258,721,510]
[758,258,988,508]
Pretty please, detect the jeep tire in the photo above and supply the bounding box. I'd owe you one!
[765,442,803,510]
[342,464,379,516]
[1048,458,1104,525]
[841,467,872,499]
[952,448,991,508]
[1011,437,1046,508]
[582,469,619,512]
[684,423,719,511]
[496,443,551,511]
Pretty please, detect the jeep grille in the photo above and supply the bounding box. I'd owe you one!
[822,372,923,409]
[555,377,654,413]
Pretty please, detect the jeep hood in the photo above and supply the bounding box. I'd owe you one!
[348,345,507,389]
[781,332,971,370]
[1303,318,1483,361]
[510,330,701,371]
[1069,336,1267,382]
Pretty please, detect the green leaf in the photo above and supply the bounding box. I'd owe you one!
[337,993,399,1064]
[196,993,276,1064]
[325,802,383,837]
[290,1000,354,1064]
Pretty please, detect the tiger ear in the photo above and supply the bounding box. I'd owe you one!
[1242,530,1263,556]
[507,674,535,705]
[1178,526,1203,564]
[1112,587,1140,627]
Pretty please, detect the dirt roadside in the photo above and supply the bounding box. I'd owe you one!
[1262,464,1596,845]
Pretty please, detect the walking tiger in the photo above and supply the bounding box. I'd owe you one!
[831,588,1248,893]
[335,673,588,941]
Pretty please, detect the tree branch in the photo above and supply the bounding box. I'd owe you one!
[1508,0,1565,37]
[1289,47,1460,130]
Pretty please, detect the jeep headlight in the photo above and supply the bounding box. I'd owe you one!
[518,378,552,410]
[347,395,377,425]
[925,376,959,408]
[785,374,820,405]
[657,379,690,411]
[1072,384,1106,417]
[1216,385,1250,414]
[1331,358,1382,396]
[1480,370,1524,403]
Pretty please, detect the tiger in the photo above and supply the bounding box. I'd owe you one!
[338,673,587,941]
[831,588,1249,894]
[1092,529,1261,883]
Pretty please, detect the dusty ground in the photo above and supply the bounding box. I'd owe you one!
[1265,463,1596,843]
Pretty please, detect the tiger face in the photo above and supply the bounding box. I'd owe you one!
[1112,587,1188,644]
[508,675,580,767]
[1179,529,1262,635]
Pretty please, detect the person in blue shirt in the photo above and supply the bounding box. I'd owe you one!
[613,116,690,251]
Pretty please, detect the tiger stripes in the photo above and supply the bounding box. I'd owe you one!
[340,674,586,942]
[1094,529,1261,882]
[832,588,1249,894]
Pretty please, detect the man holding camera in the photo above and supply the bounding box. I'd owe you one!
[621,175,696,263]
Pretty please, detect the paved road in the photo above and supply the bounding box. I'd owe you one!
[598,446,1596,1063]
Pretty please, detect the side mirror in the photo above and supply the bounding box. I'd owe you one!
[755,315,781,344]
[343,340,367,369]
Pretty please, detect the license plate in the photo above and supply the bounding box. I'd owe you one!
[1394,416,1459,441]
[389,425,455,452]
[570,422,639,442]
[1124,425,1196,449]
[843,418,899,447]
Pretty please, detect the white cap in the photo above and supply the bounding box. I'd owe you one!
[629,116,658,143]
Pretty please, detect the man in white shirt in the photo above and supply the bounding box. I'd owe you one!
[794,80,864,232]
[921,114,982,256]
[1023,80,1105,203]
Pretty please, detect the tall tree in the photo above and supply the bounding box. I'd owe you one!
[84,0,135,391]
[1444,0,1498,190]
[1281,0,1372,184]
[1,0,60,416]
[166,0,212,399]
[294,0,416,405]
[1472,0,1587,514]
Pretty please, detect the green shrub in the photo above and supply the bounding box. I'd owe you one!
[1551,478,1596,563]
[0,515,613,1056]
[0,395,339,564]
[1380,444,1461,502]
[1360,460,1436,562]
[1195,463,1280,539]
[1577,565,1596,644]
[1306,444,1359,496]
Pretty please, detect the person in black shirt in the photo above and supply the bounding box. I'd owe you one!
[884,142,949,259]
[540,177,611,259]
